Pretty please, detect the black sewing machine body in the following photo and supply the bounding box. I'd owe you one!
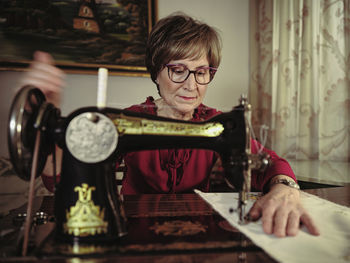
[54,106,246,242]
[7,86,268,254]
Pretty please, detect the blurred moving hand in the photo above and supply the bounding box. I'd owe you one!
[19,51,65,107]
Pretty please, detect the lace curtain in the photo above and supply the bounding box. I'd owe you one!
[249,0,350,161]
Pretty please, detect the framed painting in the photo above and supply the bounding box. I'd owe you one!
[0,0,158,76]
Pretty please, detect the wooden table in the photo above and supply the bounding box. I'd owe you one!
[0,186,349,263]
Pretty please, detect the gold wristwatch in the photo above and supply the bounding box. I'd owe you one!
[270,178,300,190]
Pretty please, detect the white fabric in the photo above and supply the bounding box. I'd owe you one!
[195,190,350,263]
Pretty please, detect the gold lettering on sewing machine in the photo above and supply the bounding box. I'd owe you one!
[64,183,108,237]
[112,114,224,137]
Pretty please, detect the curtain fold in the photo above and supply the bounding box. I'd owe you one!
[249,0,350,161]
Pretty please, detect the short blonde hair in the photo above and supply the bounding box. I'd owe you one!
[145,13,222,84]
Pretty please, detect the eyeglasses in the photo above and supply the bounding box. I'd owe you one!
[165,64,217,85]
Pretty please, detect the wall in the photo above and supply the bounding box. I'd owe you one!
[0,0,249,157]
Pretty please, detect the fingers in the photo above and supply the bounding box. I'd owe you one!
[300,212,320,236]
[29,52,65,84]
[33,50,55,65]
[249,191,319,237]
[259,203,299,237]
[19,51,65,107]
[271,205,289,237]
[286,211,300,236]
[248,201,262,221]
[24,63,65,92]
[249,199,276,235]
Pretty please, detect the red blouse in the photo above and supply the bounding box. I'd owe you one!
[41,97,296,194]
[120,97,296,194]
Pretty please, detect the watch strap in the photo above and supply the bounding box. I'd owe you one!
[269,178,300,190]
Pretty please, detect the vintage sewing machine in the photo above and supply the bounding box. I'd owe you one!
[7,85,269,256]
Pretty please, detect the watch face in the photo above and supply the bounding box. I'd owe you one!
[273,179,300,190]
[285,180,300,190]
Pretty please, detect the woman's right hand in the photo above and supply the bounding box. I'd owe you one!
[19,51,65,107]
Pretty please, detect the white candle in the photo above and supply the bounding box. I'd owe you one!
[97,67,108,108]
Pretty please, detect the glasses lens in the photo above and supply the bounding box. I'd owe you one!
[195,68,211,84]
[168,65,188,83]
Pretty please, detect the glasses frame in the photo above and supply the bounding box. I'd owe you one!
[165,64,217,85]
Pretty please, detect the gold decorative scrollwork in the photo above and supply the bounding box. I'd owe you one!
[112,114,224,137]
[149,220,207,236]
[64,183,108,237]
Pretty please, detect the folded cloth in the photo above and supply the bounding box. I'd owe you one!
[195,190,350,263]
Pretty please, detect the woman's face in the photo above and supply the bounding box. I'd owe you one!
[156,55,209,118]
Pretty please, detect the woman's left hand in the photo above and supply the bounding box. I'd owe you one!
[248,183,320,237]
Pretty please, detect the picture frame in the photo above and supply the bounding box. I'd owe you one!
[0,0,158,76]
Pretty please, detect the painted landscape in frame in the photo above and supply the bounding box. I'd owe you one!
[0,0,157,76]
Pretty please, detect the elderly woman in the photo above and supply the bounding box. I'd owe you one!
[20,13,319,238]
